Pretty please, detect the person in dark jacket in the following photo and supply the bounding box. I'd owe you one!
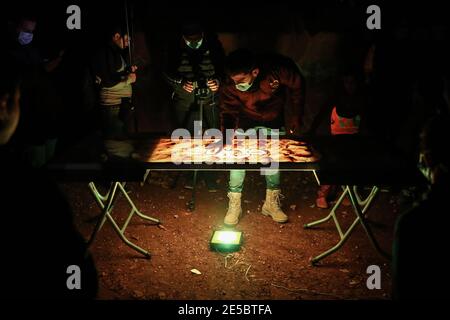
[163,21,225,191]
[164,22,224,132]
[6,13,64,168]
[219,49,304,226]
[220,49,303,134]
[392,114,450,299]
[91,25,138,158]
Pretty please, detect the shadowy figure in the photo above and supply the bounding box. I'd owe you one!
[315,67,368,209]
[392,114,450,299]
[0,63,98,299]
[6,13,63,168]
[91,24,138,159]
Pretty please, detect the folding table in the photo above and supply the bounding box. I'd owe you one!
[304,185,388,264]
[49,134,319,258]
[47,136,162,258]
[48,134,421,263]
[87,181,160,258]
[303,135,423,265]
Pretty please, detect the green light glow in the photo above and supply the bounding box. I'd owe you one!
[212,231,241,244]
[210,230,243,252]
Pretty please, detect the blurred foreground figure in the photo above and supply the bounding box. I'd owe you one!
[392,114,450,299]
[0,65,98,299]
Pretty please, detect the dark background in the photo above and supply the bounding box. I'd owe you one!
[1,0,449,302]
[1,0,448,153]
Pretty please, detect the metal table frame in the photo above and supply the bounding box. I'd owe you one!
[77,168,390,264]
[87,181,160,258]
[85,163,318,259]
[54,135,398,263]
[304,184,392,265]
[141,168,321,211]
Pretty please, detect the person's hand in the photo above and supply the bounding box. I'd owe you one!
[182,80,194,93]
[0,86,20,145]
[287,121,300,135]
[207,79,220,92]
[127,73,137,84]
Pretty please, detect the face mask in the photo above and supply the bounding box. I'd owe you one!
[185,38,203,50]
[418,153,432,183]
[235,82,253,92]
[18,31,33,45]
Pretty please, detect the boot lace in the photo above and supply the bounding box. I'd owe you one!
[273,191,285,208]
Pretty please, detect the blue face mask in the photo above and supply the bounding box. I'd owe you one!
[18,31,33,45]
[185,38,203,50]
[235,82,253,92]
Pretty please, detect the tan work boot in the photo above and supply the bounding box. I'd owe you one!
[224,192,242,226]
[262,189,288,223]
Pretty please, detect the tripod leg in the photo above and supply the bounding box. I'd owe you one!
[187,170,198,211]
[184,95,207,212]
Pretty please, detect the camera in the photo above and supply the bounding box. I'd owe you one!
[194,76,210,99]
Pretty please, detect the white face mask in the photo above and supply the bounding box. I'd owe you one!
[185,38,203,50]
[235,82,253,92]
[418,153,432,183]
[18,31,33,45]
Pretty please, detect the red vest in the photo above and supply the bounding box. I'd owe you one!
[330,106,360,135]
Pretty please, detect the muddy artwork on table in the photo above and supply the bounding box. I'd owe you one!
[135,138,320,164]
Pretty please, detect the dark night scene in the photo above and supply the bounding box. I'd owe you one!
[0,0,449,309]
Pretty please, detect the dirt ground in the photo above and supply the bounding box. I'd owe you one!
[61,171,402,300]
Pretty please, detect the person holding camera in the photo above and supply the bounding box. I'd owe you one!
[163,21,225,191]
[91,25,137,158]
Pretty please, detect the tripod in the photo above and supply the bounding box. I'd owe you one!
[186,89,209,211]
[141,86,213,199]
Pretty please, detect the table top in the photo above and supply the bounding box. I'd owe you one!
[133,137,320,169]
[47,133,424,185]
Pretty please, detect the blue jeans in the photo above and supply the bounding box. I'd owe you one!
[227,126,284,193]
[229,170,280,193]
